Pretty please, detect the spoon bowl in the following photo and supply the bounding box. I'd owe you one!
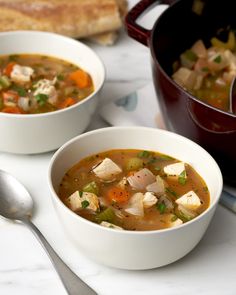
[0,169,96,295]
[0,170,33,221]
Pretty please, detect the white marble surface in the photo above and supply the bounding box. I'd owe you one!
[1,1,236,294]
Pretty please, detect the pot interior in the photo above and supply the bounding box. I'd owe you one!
[152,0,236,76]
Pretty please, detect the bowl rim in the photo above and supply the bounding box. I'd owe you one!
[0,30,106,118]
[48,126,223,235]
[149,0,236,119]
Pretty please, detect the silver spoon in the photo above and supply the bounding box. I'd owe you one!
[0,169,97,295]
[229,76,236,113]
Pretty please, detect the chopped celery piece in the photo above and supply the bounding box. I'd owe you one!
[0,75,11,89]
[126,157,143,171]
[82,181,99,195]
[96,208,115,223]
[178,170,187,185]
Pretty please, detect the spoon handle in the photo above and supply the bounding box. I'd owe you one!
[22,218,97,295]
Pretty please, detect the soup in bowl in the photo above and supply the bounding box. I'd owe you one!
[48,127,222,269]
[0,31,105,154]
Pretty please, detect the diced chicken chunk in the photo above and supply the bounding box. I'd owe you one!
[93,158,122,181]
[164,162,185,177]
[172,67,202,90]
[100,221,123,230]
[127,168,156,190]
[10,64,34,84]
[146,175,165,196]
[18,97,30,112]
[176,190,201,211]
[125,192,144,217]
[34,78,58,104]
[191,40,207,58]
[167,214,183,228]
[67,191,99,212]
[143,192,157,208]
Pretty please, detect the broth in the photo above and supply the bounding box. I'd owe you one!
[0,54,94,114]
[59,149,210,231]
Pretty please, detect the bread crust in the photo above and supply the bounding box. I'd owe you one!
[0,0,122,38]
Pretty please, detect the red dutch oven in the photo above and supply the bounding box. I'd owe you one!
[125,0,236,185]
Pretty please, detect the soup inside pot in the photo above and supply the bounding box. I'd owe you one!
[59,149,210,231]
[172,30,236,112]
[0,54,94,114]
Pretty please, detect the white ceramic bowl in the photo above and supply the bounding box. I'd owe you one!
[0,31,105,154]
[48,127,223,270]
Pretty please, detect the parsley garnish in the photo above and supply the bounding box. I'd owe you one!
[157,203,166,214]
[178,170,187,185]
[11,85,27,96]
[57,74,65,81]
[165,187,178,198]
[35,93,49,106]
[213,55,222,63]
[81,200,90,209]
[159,155,174,160]
[79,191,83,198]
[137,150,150,158]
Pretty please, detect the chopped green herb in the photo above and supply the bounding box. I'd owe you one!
[79,191,83,198]
[109,225,114,228]
[11,85,26,96]
[171,215,178,222]
[82,181,99,195]
[165,187,178,198]
[137,150,150,158]
[157,203,166,214]
[35,93,49,106]
[154,166,161,171]
[213,55,222,63]
[57,74,65,81]
[203,186,208,192]
[178,170,187,185]
[9,54,19,62]
[81,200,90,209]
[159,155,174,160]
[147,157,157,164]
[201,67,209,72]
[184,49,198,62]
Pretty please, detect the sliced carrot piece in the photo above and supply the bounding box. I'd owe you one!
[2,106,22,114]
[107,187,130,204]
[68,70,91,89]
[3,62,16,76]
[59,97,76,109]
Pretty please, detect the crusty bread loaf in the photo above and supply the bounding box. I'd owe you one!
[88,0,128,45]
[0,0,123,38]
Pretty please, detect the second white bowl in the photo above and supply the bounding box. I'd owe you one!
[48,127,223,270]
[0,31,105,154]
